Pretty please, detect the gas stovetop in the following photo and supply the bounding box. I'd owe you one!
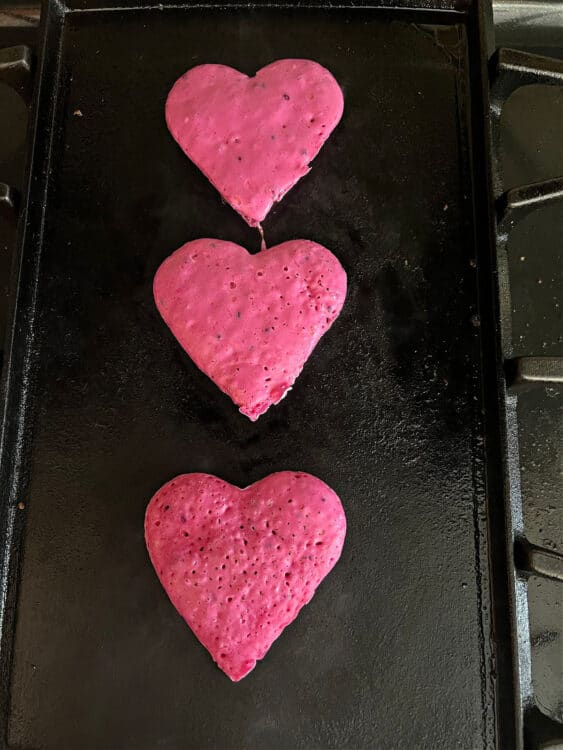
[494,4,563,741]
[0,3,561,747]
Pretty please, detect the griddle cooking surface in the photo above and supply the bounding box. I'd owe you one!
[6,6,494,749]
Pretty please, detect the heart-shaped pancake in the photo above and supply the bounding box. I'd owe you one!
[166,59,344,226]
[153,238,347,420]
[145,471,346,680]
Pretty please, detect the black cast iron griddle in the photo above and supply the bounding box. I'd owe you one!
[0,1,509,748]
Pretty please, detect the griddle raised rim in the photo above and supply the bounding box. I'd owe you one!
[0,3,66,745]
[62,0,469,13]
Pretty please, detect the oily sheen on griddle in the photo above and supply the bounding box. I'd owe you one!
[153,238,347,420]
[165,59,344,226]
[145,472,346,681]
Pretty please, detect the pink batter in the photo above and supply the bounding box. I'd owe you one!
[145,471,346,681]
[153,238,347,421]
[165,59,344,226]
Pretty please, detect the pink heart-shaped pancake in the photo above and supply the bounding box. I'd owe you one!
[145,471,346,681]
[165,59,344,226]
[153,238,347,420]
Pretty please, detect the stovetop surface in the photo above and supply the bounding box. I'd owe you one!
[495,4,563,727]
[0,0,561,740]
